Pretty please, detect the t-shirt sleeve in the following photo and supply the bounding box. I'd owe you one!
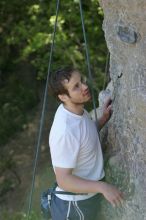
[49,131,80,168]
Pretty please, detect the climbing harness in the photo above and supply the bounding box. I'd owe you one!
[27,0,109,219]
[41,182,88,219]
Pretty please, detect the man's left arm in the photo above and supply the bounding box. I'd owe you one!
[98,97,112,130]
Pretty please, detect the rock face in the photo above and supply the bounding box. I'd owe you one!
[98,1,146,219]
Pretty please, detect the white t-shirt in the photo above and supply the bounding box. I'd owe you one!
[49,104,105,201]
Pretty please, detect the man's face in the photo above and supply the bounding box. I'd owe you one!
[62,71,91,105]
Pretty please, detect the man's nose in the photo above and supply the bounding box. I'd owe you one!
[82,82,88,90]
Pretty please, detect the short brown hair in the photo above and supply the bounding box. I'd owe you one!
[49,67,77,99]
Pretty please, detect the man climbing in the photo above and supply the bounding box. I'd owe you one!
[49,67,123,220]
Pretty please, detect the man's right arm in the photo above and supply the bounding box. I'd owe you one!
[55,167,124,207]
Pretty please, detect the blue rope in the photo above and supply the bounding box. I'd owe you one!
[27,0,60,218]
[79,0,99,129]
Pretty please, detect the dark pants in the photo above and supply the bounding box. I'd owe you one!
[50,194,100,220]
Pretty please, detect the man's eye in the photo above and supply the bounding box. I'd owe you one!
[75,83,80,88]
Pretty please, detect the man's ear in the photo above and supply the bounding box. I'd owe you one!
[58,94,68,102]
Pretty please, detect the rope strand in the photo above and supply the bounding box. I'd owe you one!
[27,0,60,218]
[79,0,98,129]
[103,51,110,90]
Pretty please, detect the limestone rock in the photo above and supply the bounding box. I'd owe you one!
[98,0,146,219]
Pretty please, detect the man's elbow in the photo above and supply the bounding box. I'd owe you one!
[55,167,73,191]
[56,173,75,192]
[56,176,66,189]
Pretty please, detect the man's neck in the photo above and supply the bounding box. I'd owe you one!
[63,103,84,116]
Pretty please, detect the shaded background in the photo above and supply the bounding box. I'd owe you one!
[0,0,107,219]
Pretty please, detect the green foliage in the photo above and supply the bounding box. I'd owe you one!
[0,0,107,205]
[0,0,109,212]
[0,0,107,143]
[1,0,107,78]
[1,211,40,220]
[0,75,38,146]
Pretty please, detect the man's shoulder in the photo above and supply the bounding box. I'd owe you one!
[50,115,81,143]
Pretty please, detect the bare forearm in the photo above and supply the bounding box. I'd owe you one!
[98,116,107,130]
[56,173,105,194]
[98,98,112,130]
[55,168,124,207]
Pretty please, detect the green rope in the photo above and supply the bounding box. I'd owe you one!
[103,51,110,90]
[27,0,60,218]
[79,0,99,129]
